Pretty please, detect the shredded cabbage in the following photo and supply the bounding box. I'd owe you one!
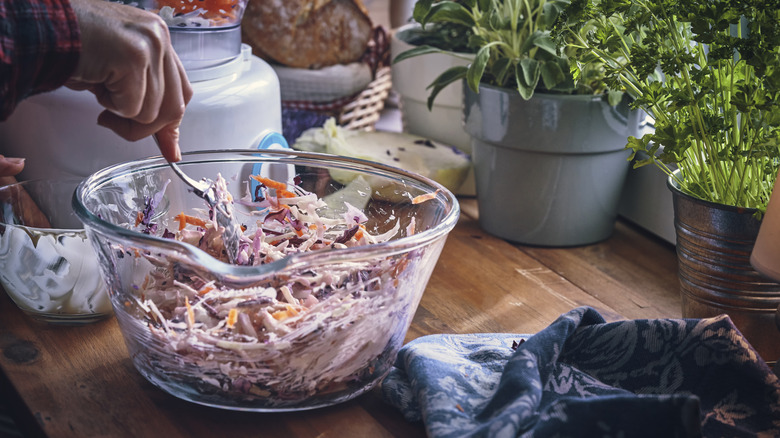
[120,173,421,407]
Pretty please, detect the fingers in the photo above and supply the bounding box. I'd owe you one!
[96,46,191,161]
[97,102,184,163]
[155,123,183,162]
[67,0,193,161]
[0,176,18,187]
[0,156,25,178]
[94,29,191,159]
[98,24,166,123]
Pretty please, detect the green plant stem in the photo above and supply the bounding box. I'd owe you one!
[518,0,531,59]
[644,1,731,199]
[560,0,780,212]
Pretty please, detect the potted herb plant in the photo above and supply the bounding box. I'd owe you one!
[557,0,780,362]
[390,3,477,195]
[394,0,641,247]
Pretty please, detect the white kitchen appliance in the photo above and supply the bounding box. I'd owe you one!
[0,0,282,181]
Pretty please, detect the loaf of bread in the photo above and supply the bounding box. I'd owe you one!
[241,0,373,69]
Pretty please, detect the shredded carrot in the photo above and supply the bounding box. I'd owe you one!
[198,285,214,296]
[251,175,286,190]
[354,225,366,241]
[284,216,305,237]
[156,0,238,20]
[455,404,465,413]
[176,212,187,230]
[271,309,290,320]
[412,189,441,205]
[185,297,195,327]
[175,212,207,231]
[135,211,144,227]
[278,189,298,198]
[271,304,300,321]
[226,308,238,329]
[251,175,297,198]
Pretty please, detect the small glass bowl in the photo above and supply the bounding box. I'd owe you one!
[0,179,112,324]
[73,149,459,411]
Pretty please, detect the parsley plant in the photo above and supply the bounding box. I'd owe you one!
[558,0,780,212]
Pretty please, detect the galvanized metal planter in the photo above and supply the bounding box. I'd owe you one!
[668,172,780,363]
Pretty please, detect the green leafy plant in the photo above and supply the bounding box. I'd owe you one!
[557,0,780,213]
[400,17,474,54]
[393,0,619,109]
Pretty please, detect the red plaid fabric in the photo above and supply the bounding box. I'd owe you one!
[1,0,80,120]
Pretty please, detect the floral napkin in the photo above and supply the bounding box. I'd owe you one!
[381,307,780,437]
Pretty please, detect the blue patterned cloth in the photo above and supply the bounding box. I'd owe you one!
[381,307,780,437]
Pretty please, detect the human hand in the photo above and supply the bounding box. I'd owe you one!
[65,0,194,162]
[0,156,24,179]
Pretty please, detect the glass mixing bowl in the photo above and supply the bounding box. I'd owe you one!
[72,149,459,411]
[0,179,111,324]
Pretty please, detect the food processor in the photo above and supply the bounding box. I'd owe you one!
[0,0,282,181]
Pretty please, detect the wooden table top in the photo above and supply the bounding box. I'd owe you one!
[0,198,681,438]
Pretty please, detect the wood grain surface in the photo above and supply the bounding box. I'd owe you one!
[0,198,681,438]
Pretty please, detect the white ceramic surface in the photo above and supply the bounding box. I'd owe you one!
[617,160,676,244]
[389,0,415,28]
[0,179,111,324]
[0,44,281,181]
[390,24,475,196]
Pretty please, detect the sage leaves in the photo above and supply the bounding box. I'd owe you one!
[395,0,618,108]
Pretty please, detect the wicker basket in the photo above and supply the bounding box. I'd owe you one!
[278,27,392,138]
[280,65,392,136]
[337,66,392,131]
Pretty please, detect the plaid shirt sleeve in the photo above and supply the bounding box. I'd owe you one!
[0,0,81,120]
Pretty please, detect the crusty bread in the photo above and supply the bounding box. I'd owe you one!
[241,0,373,69]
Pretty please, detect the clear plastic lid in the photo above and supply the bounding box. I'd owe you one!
[121,0,249,69]
[169,26,243,70]
[135,0,249,29]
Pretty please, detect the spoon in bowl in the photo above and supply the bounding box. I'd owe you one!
[153,136,242,264]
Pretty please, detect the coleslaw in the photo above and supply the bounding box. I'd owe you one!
[119,173,425,407]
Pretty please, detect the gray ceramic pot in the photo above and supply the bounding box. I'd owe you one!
[463,83,640,246]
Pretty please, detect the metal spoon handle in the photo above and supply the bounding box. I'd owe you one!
[152,134,211,196]
[168,160,210,197]
[152,135,242,264]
